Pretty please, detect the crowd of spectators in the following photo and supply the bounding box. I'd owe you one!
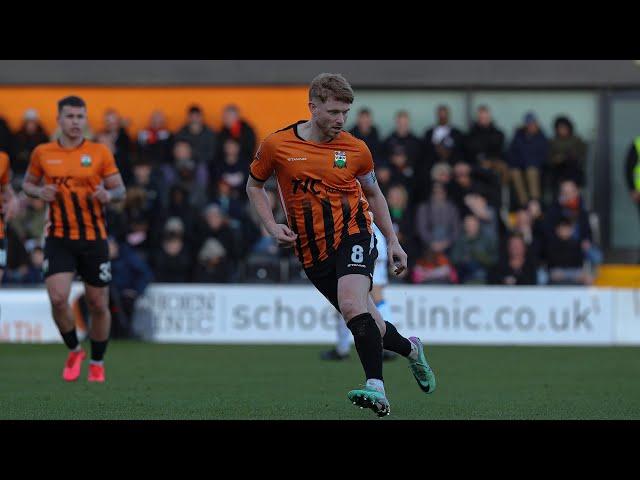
[0,101,602,290]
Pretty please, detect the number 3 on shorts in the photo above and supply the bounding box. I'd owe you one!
[351,245,364,263]
[99,261,112,283]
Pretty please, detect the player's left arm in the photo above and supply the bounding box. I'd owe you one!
[93,173,126,204]
[93,146,126,204]
[358,170,407,275]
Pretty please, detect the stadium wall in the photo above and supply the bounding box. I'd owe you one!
[1,60,640,87]
[0,86,600,160]
[0,86,309,144]
[1,284,639,346]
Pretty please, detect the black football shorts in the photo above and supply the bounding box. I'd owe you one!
[43,237,111,287]
[304,231,378,312]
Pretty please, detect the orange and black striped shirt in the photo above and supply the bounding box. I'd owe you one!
[250,121,374,269]
[27,140,119,241]
[0,151,9,240]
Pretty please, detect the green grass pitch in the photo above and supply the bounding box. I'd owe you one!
[1,342,639,420]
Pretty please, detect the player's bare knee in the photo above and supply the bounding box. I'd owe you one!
[85,295,107,314]
[339,299,367,322]
[49,292,69,311]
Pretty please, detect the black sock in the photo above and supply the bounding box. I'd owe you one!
[61,328,79,350]
[90,339,108,362]
[347,312,383,380]
[382,321,412,357]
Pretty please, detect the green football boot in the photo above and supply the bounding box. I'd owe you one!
[347,386,390,417]
[408,336,436,394]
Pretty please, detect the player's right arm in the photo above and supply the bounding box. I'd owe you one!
[22,147,58,202]
[21,148,58,202]
[246,137,297,248]
[246,176,297,248]
[22,172,57,201]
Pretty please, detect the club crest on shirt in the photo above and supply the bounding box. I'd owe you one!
[80,155,92,167]
[333,151,347,168]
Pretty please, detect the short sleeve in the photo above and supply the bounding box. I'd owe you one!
[249,137,276,182]
[0,152,9,185]
[101,145,120,178]
[27,146,43,178]
[355,140,375,177]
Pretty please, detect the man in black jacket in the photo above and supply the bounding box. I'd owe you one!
[217,104,257,162]
[424,105,465,164]
[349,108,381,162]
[382,110,424,202]
[465,105,508,185]
[382,110,423,169]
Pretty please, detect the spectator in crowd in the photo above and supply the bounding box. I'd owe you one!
[212,138,248,197]
[158,184,198,249]
[544,179,602,266]
[170,140,208,210]
[511,206,545,263]
[195,203,241,262]
[8,195,46,245]
[432,135,464,167]
[386,145,414,194]
[411,248,458,285]
[465,105,508,184]
[423,104,465,171]
[507,111,549,208]
[2,241,44,285]
[624,135,640,223]
[545,218,592,285]
[108,236,153,338]
[151,218,192,283]
[349,108,381,161]
[5,194,45,275]
[130,157,166,225]
[105,198,128,243]
[375,164,393,196]
[217,104,257,161]
[430,162,453,187]
[0,115,12,154]
[193,238,233,283]
[382,110,423,170]
[415,181,461,255]
[489,234,537,285]
[547,115,587,197]
[252,223,280,256]
[214,177,247,223]
[386,183,415,254]
[97,109,133,185]
[450,214,498,284]
[124,189,154,262]
[137,110,173,166]
[175,105,218,170]
[447,161,478,215]
[415,135,465,205]
[12,109,48,179]
[463,192,499,246]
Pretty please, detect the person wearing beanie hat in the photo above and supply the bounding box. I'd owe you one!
[507,111,549,208]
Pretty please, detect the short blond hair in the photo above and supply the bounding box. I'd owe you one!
[309,73,354,104]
